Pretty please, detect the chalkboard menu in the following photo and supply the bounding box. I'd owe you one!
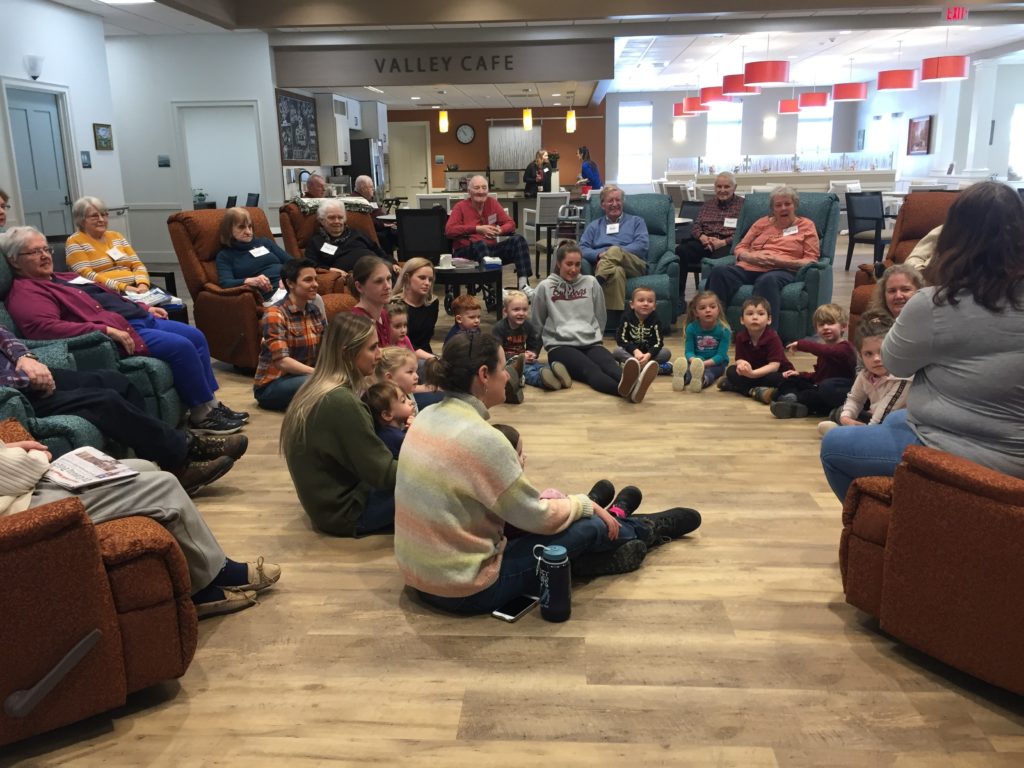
[276,89,319,165]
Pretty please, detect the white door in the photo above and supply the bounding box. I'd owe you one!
[179,105,261,209]
[388,122,430,202]
[7,88,72,234]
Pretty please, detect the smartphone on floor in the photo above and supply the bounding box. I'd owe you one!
[491,594,540,622]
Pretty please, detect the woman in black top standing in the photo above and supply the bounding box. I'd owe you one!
[523,149,551,199]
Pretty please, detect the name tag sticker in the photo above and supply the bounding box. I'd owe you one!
[487,214,497,225]
[320,242,338,255]
[606,222,620,235]
[250,246,270,257]
[723,217,738,228]
[106,247,129,261]
[69,276,93,285]
[783,225,799,236]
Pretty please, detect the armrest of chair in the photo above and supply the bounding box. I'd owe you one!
[200,282,260,299]
[60,332,122,371]
[898,445,1024,505]
[699,253,735,282]
[315,269,349,296]
[0,417,32,442]
[842,475,893,545]
[0,390,35,426]
[794,259,830,282]
[648,249,679,276]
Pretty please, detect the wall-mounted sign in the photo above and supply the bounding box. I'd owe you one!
[943,6,969,22]
[275,42,613,87]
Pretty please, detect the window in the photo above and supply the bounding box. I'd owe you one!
[1008,104,1024,179]
[618,102,653,183]
[705,101,743,171]
[796,102,834,158]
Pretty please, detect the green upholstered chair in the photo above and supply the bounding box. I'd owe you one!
[699,191,840,343]
[0,257,183,436]
[580,192,681,328]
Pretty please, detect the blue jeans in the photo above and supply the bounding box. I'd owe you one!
[522,361,548,388]
[356,490,395,536]
[130,316,218,407]
[254,374,309,411]
[418,514,648,615]
[819,409,923,502]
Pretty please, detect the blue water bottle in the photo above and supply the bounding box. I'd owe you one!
[534,544,571,622]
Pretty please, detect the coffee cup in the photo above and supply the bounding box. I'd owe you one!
[438,253,453,269]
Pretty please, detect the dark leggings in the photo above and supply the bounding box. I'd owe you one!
[548,344,622,396]
[724,365,787,395]
[774,376,853,415]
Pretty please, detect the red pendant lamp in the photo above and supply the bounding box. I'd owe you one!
[878,41,918,92]
[672,102,693,118]
[921,55,969,81]
[722,73,760,96]
[798,91,828,108]
[699,86,731,105]
[778,98,800,114]
[682,96,709,114]
[745,60,789,86]
[833,82,867,101]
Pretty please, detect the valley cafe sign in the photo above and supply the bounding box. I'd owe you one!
[275,42,613,87]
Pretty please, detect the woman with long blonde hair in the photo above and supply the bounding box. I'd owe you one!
[391,256,438,359]
[281,312,397,536]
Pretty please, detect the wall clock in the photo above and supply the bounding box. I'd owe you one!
[456,124,475,144]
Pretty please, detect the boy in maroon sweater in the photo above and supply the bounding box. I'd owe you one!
[768,303,857,418]
[720,297,794,397]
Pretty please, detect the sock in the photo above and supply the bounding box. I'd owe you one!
[192,583,226,604]
[211,558,248,587]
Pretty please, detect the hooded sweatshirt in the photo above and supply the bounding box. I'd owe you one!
[531,271,606,348]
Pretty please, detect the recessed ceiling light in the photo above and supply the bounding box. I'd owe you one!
[553,102,561,106]
[431,105,440,109]
[788,55,799,59]
[363,86,384,94]
[839,30,853,35]
[552,93,561,97]
[410,96,421,100]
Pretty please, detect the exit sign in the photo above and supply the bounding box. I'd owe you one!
[944,6,969,22]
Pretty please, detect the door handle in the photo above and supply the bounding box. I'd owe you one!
[64,195,71,206]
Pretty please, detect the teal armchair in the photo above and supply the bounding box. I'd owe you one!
[699,192,840,342]
[581,193,680,328]
[0,258,183,433]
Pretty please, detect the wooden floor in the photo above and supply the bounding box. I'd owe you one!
[5,243,1023,767]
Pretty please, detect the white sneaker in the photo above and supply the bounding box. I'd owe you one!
[687,358,705,393]
[672,357,687,392]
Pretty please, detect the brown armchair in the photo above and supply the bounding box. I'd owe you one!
[166,206,271,369]
[0,420,197,746]
[840,445,1024,695]
[848,191,958,329]
[279,202,376,309]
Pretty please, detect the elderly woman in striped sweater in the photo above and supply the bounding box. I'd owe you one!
[65,196,152,295]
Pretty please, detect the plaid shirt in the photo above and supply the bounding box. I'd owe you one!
[691,194,745,245]
[0,327,31,389]
[254,299,325,389]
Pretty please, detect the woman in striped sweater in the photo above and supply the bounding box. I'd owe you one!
[393,333,701,614]
[66,196,152,295]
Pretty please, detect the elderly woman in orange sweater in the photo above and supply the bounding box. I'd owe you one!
[706,185,820,332]
[65,196,152,295]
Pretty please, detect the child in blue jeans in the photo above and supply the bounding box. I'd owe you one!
[675,290,731,393]
[491,290,572,393]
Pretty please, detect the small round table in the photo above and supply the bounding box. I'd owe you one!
[433,265,503,321]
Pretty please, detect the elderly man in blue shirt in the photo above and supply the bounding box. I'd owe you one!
[578,184,649,316]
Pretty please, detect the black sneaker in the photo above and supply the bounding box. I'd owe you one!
[188,432,248,461]
[770,400,809,419]
[215,402,249,423]
[608,485,642,518]
[632,507,702,547]
[587,479,615,508]
[190,410,244,435]
[572,539,647,577]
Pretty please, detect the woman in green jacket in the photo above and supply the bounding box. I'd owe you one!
[281,312,396,536]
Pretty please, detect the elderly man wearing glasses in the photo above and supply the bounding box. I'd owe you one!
[65,196,152,295]
[0,188,11,233]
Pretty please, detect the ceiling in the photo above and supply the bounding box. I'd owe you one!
[50,1,1024,107]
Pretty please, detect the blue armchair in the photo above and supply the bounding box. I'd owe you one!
[699,192,840,342]
[581,193,680,328]
[0,258,183,436]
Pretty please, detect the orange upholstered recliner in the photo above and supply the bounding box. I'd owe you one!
[0,420,197,747]
[840,445,1024,695]
[848,191,958,329]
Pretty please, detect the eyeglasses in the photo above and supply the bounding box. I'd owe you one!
[85,212,109,220]
[0,204,11,211]
[19,246,54,258]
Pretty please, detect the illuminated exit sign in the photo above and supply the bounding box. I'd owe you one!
[944,6,969,22]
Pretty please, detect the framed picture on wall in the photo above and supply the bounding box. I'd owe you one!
[93,123,113,151]
[907,116,933,156]
[276,90,319,165]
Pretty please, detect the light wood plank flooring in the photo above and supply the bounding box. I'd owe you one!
[4,242,1023,767]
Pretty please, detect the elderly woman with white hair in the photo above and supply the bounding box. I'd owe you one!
[706,184,820,332]
[303,200,395,280]
[65,195,152,295]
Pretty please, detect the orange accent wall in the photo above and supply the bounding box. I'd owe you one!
[388,104,605,189]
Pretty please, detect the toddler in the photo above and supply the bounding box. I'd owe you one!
[363,380,415,458]
[387,302,416,352]
[444,293,482,342]
[675,290,731,393]
[769,303,858,419]
[818,315,911,436]
[376,346,442,414]
[613,285,671,374]
[721,297,794,399]
[492,290,572,393]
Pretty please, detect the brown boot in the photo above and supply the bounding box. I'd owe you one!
[188,432,248,461]
[173,456,234,495]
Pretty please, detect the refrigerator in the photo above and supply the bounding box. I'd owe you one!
[345,138,385,193]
